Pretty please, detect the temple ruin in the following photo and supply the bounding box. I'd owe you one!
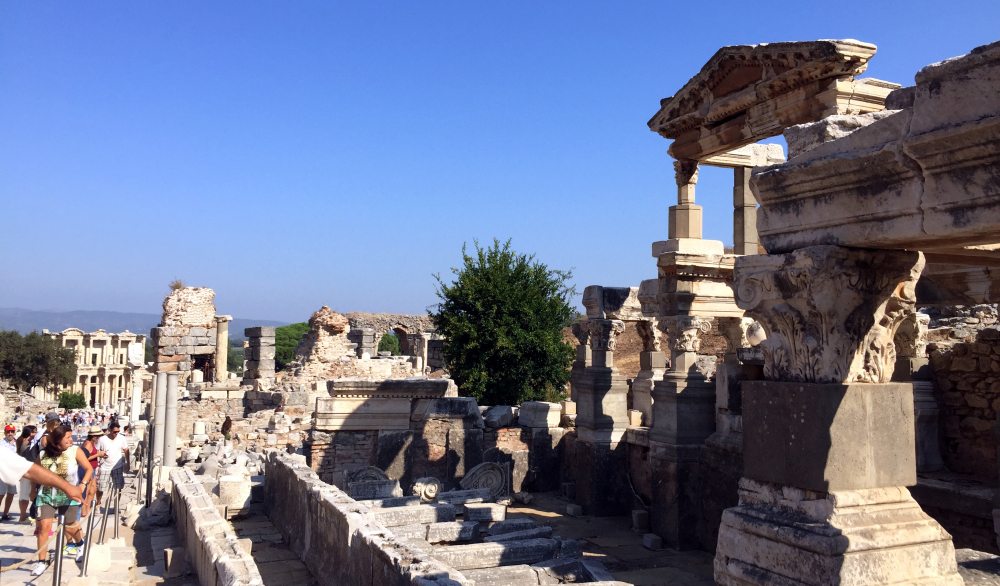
[56,37,999,586]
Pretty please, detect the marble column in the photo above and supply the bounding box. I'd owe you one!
[214,315,232,383]
[572,318,630,515]
[715,245,962,585]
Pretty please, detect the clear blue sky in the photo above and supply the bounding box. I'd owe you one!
[2,2,997,323]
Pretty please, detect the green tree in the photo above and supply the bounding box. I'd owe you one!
[58,392,87,409]
[0,330,77,393]
[377,332,401,356]
[227,344,244,374]
[275,322,310,371]
[431,239,575,406]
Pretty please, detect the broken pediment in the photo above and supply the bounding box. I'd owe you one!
[648,40,897,160]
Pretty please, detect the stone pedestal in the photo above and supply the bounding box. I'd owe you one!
[631,351,666,426]
[573,365,630,516]
[715,245,962,585]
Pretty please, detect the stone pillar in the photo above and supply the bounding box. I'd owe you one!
[129,369,142,420]
[715,245,962,585]
[632,318,665,426]
[152,372,166,464]
[163,373,178,466]
[572,318,630,515]
[214,315,232,383]
[242,327,276,390]
[568,319,592,403]
[732,166,757,255]
[893,312,944,472]
[649,315,716,548]
[668,159,702,239]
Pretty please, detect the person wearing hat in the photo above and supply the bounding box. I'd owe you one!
[0,424,17,520]
[79,425,105,517]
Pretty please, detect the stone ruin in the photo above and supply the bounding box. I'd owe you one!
[151,286,233,387]
[154,37,1000,586]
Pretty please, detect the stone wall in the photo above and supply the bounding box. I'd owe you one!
[263,452,468,586]
[153,287,220,385]
[170,467,264,586]
[929,326,1000,482]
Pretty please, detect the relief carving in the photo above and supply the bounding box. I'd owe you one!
[662,316,713,354]
[589,319,625,351]
[734,245,924,383]
[636,318,662,353]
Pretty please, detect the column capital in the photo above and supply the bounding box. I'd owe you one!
[734,245,924,384]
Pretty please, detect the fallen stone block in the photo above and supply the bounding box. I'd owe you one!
[487,518,539,536]
[464,503,507,522]
[462,564,540,586]
[518,402,561,428]
[426,521,479,544]
[484,525,553,542]
[531,557,588,584]
[359,495,421,508]
[483,405,517,428]
[438,488,492,505]
[371,503,456,527]
[432,538,559,570]
[641,532,663,550]
[565,503,583,517]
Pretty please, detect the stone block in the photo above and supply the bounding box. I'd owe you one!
[438,488,492,505]
[462,565,541,586]
[487,518,539,536]
[244,326,275,338]
[642,533,663,550]
[431,538,559,571]
[743,381,916,492]
[346,479,402,500]
[315,397,412,431]
[370,503,456,527]
[483,405,516,428]
[463,502,507,522]
[484,525,553,542]
[426,521,479,544]
[518,402,561,428]
[566,503,583,517]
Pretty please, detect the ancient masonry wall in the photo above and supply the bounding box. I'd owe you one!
[263,452,467,586]
[929,326,1000,482]
[170,467,264,586]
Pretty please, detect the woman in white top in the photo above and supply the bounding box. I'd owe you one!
[30,424,91,576]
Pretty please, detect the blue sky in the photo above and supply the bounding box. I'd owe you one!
[2,2,997,323]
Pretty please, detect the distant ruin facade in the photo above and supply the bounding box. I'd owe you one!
[44,327,146,407]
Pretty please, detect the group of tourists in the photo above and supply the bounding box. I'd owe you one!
[0,410,131,576]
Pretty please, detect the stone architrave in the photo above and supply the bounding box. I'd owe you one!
[715,244,962,585]
[460,462,510,501]
[733,245,924,384]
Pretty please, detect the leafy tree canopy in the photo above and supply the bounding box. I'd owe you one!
[377,332,401,356]
[0,330,77,393]
[431,239,575,406]
[58,392,87,409]
[275,322,310,371]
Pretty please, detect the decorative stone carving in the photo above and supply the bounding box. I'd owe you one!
[570,319,591,347]
[734,245,925,384]
[674,159,699,201]
[648,40,893,161]
[636,319,661,353]
[460,462,510,501]
[582,286,643,321]
[894,312,930,358]
[412,477,442,503]
[663,316,712,354]
[717,317,757,353]
[589,319,625,352]
[347,466,390,484]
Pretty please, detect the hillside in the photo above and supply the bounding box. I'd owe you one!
[0,307,286,340]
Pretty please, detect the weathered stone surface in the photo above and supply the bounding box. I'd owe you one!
[432,538,559,570]
[370,503,456,527]
[756,40,1000,253]
[463,503,507,522]
[518,402,561,428]
[582,286,645,321]
[483,525,553,542]
[648,40,890,160]
[483,405,516,428]
[426,521,478,544]
[734,246,923,384]
[715,479,963,585]
[460,462,510,501]
[784,110,898,158]
[437,488,492,505]
[743,381,916,492]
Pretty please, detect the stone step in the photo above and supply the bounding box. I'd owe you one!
[432,538,559,570]
[486,518,538,535]
[484,525,553,542]
[463,503,507,522]
[426,521,479,544]
[461,564,541,586]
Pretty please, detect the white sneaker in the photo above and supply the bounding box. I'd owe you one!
[30,560,48,576]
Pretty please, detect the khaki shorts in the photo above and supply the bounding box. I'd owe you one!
[39,504,80,523]
[0,482,16,495]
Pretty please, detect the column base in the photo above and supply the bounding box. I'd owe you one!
[715,479,963,585]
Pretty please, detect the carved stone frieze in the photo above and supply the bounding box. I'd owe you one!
[589,319,625,352]
[733,245,924,384]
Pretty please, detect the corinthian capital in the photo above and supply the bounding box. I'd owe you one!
[589,319,625,352]
[733,245,924,384]
[571,319,591,347]
[636,318,662,353]
[662,316,713,354]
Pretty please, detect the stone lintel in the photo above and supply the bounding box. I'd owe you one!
[742,381,916,492]
[652,238,726,257]
[700,143,786,169]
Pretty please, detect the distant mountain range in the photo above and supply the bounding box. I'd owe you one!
[0,308,286,340]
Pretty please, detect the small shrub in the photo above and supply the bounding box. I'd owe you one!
[378,333,401,355]
[58,392,87,409]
